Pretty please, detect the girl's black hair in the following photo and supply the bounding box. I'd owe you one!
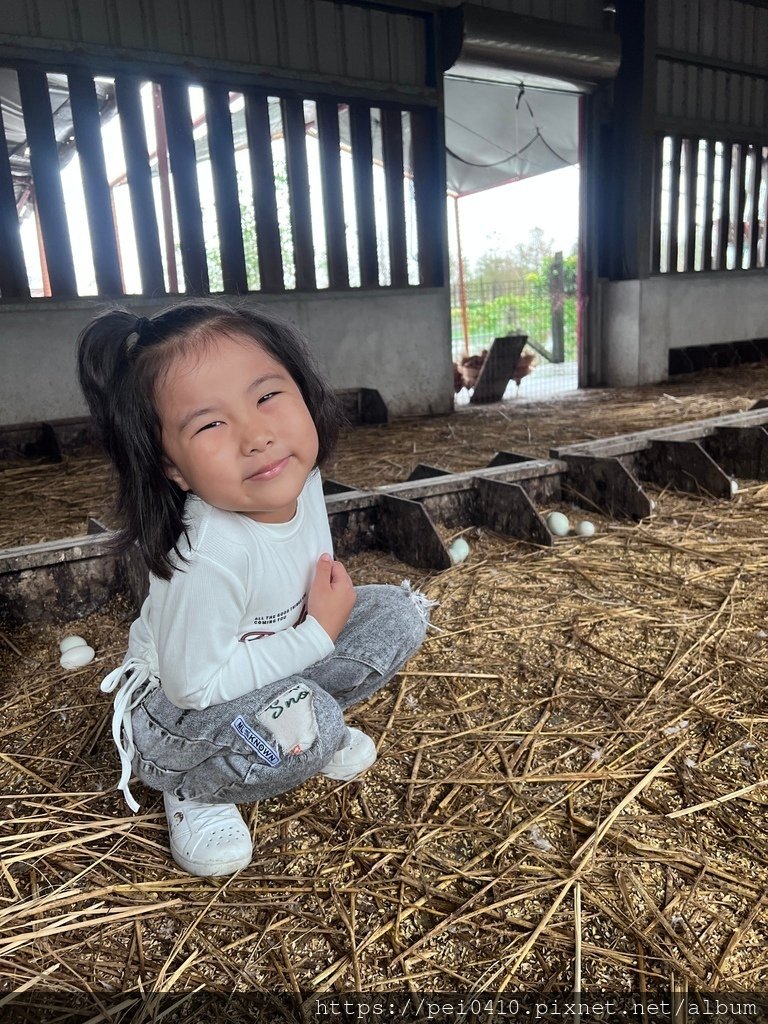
[77,298,342,581]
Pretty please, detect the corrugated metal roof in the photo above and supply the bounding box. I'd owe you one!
[0,0,429,91]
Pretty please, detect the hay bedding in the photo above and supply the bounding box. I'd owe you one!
[1,365,768,1010]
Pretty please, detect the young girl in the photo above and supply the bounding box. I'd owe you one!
[78,300,430,877]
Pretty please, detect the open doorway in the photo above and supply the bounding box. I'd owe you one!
[444,76,581,405]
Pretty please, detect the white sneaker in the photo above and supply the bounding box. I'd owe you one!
[321,727,377,781]
[163,792,253,877]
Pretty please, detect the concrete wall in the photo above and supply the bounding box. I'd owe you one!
[0,288,453,425]
[600,271,768,387]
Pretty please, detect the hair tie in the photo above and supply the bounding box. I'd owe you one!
[125,316,152,354]
[135,316,152,339]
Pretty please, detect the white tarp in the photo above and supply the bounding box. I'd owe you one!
[443,76,579,197]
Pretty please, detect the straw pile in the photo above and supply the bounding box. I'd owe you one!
[1,365,768,1011]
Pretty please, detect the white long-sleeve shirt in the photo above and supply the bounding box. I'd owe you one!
[128,468,335,708]
[101,469,335,809]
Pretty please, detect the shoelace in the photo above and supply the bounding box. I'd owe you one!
[101,658,160,812]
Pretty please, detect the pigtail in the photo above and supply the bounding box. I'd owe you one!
[77,309,188,582]
[77,309,138,461]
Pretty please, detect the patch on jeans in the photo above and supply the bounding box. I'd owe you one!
[231,715,281,767]
[255,684,318,756]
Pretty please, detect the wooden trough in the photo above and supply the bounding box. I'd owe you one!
[551,403,768,509]
[0,454,565,626]
[3,403,768,627]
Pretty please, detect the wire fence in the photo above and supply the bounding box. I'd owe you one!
[450,268,578,402]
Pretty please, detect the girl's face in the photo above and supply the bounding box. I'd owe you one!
[156,332,319,523]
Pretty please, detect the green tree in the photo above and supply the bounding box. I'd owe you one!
[466,227,559,296]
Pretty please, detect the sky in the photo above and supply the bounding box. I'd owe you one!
[447,164,581,271]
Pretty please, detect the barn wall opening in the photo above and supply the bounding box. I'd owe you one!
[445,81,580,405]
[442,4,619,404]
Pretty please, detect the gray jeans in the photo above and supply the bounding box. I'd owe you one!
[130,584,427,804]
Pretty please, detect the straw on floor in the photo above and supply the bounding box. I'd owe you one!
[1,364,767,1009]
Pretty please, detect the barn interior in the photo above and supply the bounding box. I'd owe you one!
[1,0,768,1013]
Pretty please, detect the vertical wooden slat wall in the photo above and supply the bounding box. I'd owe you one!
[708,142,720,276]
[734,144,747,268]
[349,103,378,288]
[114,74,166,296]
[0,101,30,299]
[381,108,408,288]
[410,106,444,288]
[717,143,733,270]
[243,90,283,292]
[655,0,768,278]
[683,138,697,272]
[667,135,682,273]
[16,69,78,297]
[6,63,445,299]
[152,82,178,293]
[316,99,349,290]
[282,95,316,291]
[748,145,762,269]
[658,132,768,274]
[651,134,663,273]
[160,78,209,294]
[204,84,248,295]
[68,70,124,295]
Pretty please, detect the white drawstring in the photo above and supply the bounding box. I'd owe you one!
[101,659,159,812]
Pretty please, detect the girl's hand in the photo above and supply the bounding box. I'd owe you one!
[307,554,356,642]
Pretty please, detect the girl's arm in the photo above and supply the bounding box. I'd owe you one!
[153,555,334,709]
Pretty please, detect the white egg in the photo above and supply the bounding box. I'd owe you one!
[730,479,739,495]
[60,644,96,670]
[546,511,570,537]
[576,520,596,537]
[60,634,88,653]
[59,634,94,668]
[448,536,471,564]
